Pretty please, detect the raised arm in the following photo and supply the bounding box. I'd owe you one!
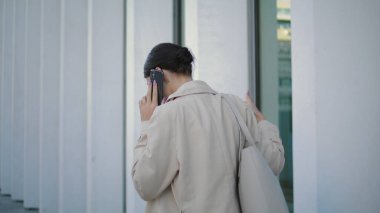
[132,107,179,201]
[244,93,285,176]
[132,81,179,201]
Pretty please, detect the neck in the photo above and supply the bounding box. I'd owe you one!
[169,75,192,94]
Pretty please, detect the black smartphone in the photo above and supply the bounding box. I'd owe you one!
[150,69,164,105]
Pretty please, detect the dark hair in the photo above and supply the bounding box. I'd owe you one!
[144,43,194,78]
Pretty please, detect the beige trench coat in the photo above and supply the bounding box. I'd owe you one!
[132,80,285,213]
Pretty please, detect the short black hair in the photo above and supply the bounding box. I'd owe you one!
[143,43,194,78]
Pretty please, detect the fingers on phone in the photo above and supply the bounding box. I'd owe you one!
[146,81,152,102]
[152,80,158,104]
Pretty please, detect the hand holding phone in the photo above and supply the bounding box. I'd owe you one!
[150,68,164,105]
[139,70,163,121]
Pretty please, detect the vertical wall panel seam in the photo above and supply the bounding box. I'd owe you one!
[38,0,45,208]
[58,0,65,212]
[125,0,135,211]
[86,0,93,212]
[122,0,127,211]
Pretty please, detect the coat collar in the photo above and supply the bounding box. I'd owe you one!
[167,80,217,102]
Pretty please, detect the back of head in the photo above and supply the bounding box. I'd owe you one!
[144,43,194,78]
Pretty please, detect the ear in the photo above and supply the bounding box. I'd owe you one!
[162,69,170,83]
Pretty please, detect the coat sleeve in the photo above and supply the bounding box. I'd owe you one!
[132,107,179,201]
[244,105,285,176]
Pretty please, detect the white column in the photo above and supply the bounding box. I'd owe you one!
[183,0,199,79]
[1,0,126,212]
[126,0,173,212]
[38,0,125,212]
[184,0,249,99]
[40,0,61,212]
[24,0,41,208]
[0,0,15,195]
[90,0,124,212]
[0,0,4,192]
[60,0,88,212]
[293,0,380,212]
[11,0,27,201]
[292,0,317,211]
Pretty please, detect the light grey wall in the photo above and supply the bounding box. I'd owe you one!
[292,0,318,211]
[197,0,249,99]
[0,0,3,188]
[90,0,124,212]
[293,0,380,212]
[25,0,41,208]
[1,0,125,212]
[12,0,26,201]
[184,0,249,99]
[40,0,60,211]
[60,0,88,212]
[0,0,15,195]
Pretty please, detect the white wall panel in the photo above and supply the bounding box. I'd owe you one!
[183,0,199,79]
[292,0,317,211]
[11,0,27,200]
[314,0,380,211]
[40,0,61,212]
[293,0,380,212]
[0,0,4,190]
[2,0,127,212]
[0,0,15,195]
[126,0,173,212]
[185,0,249,99]
[24,0,41,208]
[90,0,124,213]
[60,0,88,212]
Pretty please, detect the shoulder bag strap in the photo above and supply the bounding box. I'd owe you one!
[222,95,256,147]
